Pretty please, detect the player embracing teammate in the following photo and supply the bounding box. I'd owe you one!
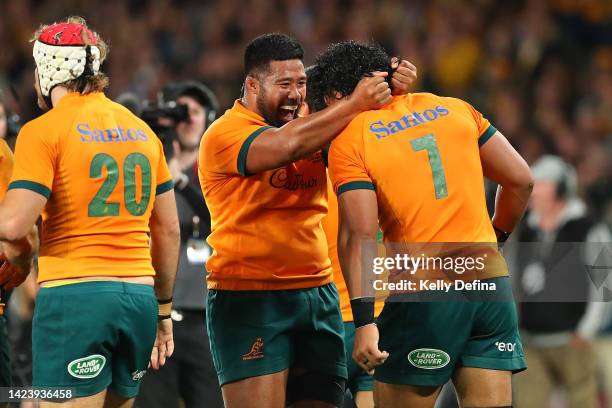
[309,41,533,408]
[0,16,533,408]
[198,34,418,407]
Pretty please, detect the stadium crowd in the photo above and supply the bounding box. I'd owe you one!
[0,0,610,226]
[1,0,611,221]
[0,0,610,407]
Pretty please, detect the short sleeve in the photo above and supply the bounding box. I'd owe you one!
[328,114,374,195]
[155,138,174,195]
[9,123,55,199]
[461,100,497,147]
[201,121,274,176]
[0,140,14,201]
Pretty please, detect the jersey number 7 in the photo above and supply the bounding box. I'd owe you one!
[410,133,448,200]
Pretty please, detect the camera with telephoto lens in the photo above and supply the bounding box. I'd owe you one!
[139,98,189,137]
[116,81,218,153]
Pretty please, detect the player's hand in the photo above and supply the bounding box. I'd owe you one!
[353,323,389,375]
[350,72,392,112]
[0,226,38,290]
[150,318,174,370]
[0,257,32,290]
[391,58,418,96]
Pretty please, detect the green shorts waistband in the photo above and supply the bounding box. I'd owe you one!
[38,281,155,296]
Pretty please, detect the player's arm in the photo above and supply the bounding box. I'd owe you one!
[149,189,180,302]
[245,73,391,175]
[480,131,534,241]
[0,122,53,287]
[329,117,378,304]
[329,117,389,374]
[338,189,379,314]
[0,190,44,288]
[337,189,388,374]
[148,188,180,369]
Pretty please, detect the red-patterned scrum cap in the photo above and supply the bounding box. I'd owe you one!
[37,22,97,46]
[32,22,101,96]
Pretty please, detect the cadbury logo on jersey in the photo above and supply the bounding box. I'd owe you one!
[269,168,319,191]
[76,123,149,143]
[369,105,449,139]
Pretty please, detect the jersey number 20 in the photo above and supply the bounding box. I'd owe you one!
[88,153,151,217]
[410,134,448,199]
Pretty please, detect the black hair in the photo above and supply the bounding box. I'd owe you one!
[244,33,304,76]
[305,65,326,113]
[310,41,392,111]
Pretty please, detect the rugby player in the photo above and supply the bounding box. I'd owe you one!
[0,137,16,408]
[313,41,533,408]
[305,64,393,408]
[322,181,385,408]
[0,17,179,408]
[198,33,415,408]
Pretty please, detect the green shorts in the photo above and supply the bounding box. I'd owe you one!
[206,283,347,386]
[375,277,526,386]
[32,282,157,398]
[0,316,10,387]
[344,322,373,394]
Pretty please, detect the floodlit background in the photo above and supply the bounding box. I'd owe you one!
[2,0,610,218]
[0,1,611,407]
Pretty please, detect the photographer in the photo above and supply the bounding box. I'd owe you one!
[136,81,223,408]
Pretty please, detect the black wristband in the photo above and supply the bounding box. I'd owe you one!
[157,297,173,305]
[350,297,375,328]
[493,225,511,243]
[158,314,171,321]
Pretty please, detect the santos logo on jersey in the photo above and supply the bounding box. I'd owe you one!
[368,105,449,139]
[76,123,149,143]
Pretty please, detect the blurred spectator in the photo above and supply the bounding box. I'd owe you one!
[0,101,7,141]
[513,156,612,408]
[597,305,612,408]
[1,1,608,208]
[6,274,38,390]
[135,80,223,408]
[0,97,20,151]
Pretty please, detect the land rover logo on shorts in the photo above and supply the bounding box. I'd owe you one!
[407,348,450,369]
[67,355,106,379]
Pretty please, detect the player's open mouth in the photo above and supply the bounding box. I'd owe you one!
[279,105,298,120]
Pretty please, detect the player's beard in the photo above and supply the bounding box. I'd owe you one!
[256,87,298,128]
